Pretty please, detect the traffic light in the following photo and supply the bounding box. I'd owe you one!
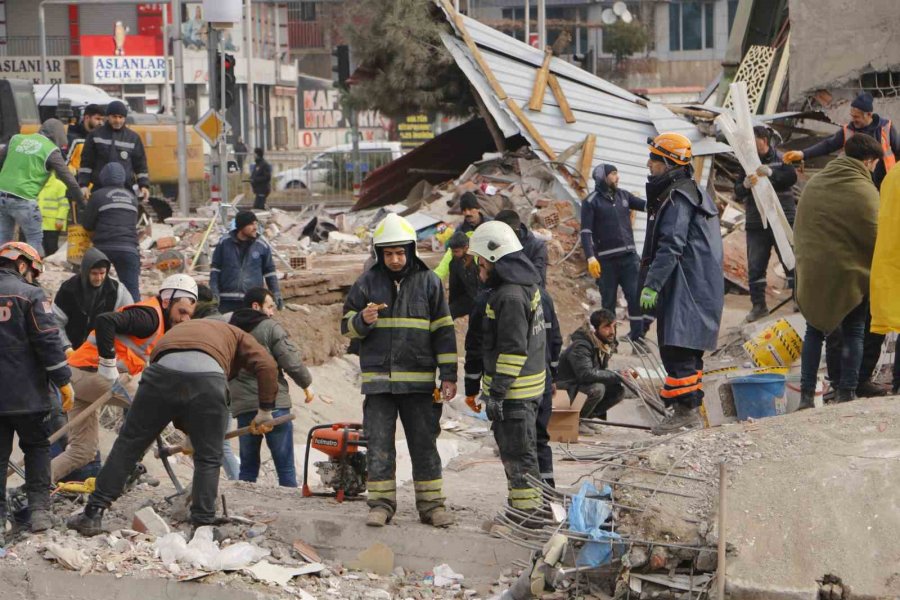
[214,52,237,110]
[332,45,350,88]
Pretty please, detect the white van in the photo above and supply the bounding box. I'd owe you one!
[273,141,403,192]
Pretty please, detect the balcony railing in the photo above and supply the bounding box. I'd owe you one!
[0,36,70,56]
[287,22,325,49]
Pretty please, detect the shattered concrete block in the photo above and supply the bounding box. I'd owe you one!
[132,506,170,537]
[350,542,394,576]
[694,549,717,572]
[648,546,668,570]
[155,236,177,251]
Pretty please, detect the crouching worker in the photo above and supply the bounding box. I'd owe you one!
[556,309,625,421]
[67,318,279,535]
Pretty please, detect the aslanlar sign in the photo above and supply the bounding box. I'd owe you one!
[91,56,168,84]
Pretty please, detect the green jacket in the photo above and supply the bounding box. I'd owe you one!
[38,174,69,231]
[795,156,879,332]
[227,311,313,416]
[0,132,59,201]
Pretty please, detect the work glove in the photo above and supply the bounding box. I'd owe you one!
[639,287,658,310]
[250,409,275,434]
[55,218,65,231]
[465,395,482,413]
[60,383,75,413]
[80,187,91,200]
[139,187,151,203]
[485,396,504,422]
[64,347,75,358]
[275,295,285,311]
[743,173,759,188]
[587,257,601,279]
[756,165,773,177]
[303,387,315,404]
[97,356,119,382]
[782,150,803,164]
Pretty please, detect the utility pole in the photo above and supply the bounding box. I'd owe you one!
[172,0,190,216]
[161,3,173,115]
[537,0,546,50]
[525,0,530,44]
[244,0,255,149]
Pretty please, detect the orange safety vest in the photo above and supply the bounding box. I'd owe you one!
[68,297,165,376]
[844,120,896,172]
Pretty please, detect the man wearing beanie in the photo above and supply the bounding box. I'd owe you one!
[434,191,491,280]
[78,100,151,203]
[580,163,648,343]
[210,210,283,313]
[784,92,900,189]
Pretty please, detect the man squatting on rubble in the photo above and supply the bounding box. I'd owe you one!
[341,213,457,528]
[640,133,724,435]
[467,221,548,523]
[581,164,649,344]
[69,318,280,534]
[0,242,75,541]
[228,287,315,487]
[51,275,199,484]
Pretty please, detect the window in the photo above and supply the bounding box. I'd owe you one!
[728,0,740,33]
[669,1,716,51]
[288,2,317,23]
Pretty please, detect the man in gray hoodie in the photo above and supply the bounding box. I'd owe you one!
[0,118,83,255]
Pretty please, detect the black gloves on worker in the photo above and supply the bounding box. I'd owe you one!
[485,395,504,422]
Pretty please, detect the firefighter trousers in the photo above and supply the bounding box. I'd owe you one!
[364,393,445,518]
[492,396,542,511]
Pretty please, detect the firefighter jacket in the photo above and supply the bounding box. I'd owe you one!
[479,252,547,402]
[77,122,150,190]
[342,255,457,395]
[0,267,71,415]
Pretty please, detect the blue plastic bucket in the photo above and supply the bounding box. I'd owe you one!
[731,374,787,421]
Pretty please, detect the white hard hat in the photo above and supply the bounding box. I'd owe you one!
[373,213,416,247]
[160,273,198,300]
[468,221,522,263]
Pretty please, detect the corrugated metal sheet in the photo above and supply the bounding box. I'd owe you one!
[438,7,729,249]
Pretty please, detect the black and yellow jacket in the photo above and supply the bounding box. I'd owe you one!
[480,252,547,402]
[342,253,457,395]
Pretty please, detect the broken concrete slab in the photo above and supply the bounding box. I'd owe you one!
[132,506,170,537]
[350,542,395,576]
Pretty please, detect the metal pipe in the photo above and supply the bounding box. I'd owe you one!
[537,0,546,50]
[245,0,256,148]
[524,0,529,44]
[39,4,47,84]
[172,0,190,216]
[162,3,172,115]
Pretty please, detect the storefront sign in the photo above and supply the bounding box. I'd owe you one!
[91,56,168,84]
[398,114,435,149]
[0,57,67,83]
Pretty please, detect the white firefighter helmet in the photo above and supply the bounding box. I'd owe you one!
[468,221,522,263]
[372,213,416,247]
[159,273,198,300]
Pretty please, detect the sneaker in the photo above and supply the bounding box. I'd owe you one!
[66,506,105,537]
[744,304,769,323]
[651,405,702,436]
[365,507,391,528]
[856,380,890,398]
[420,507,454,528]
[30,509,53,533]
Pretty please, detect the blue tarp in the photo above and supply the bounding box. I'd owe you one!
[569,481,621,567]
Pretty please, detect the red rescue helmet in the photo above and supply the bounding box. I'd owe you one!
[0,242,44,277]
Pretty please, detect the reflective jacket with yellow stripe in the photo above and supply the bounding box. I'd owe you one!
[481,280,547,402]
[341,258,457,395]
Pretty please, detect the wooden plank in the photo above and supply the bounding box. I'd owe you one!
[548,74,576,123]
[439,0,508,101]
[764,34,790,114]
[579,134,596,183]
[556,138,585,164]
[528,50,552,112]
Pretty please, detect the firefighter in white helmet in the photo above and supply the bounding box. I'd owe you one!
[52,274,199,483]
[341,213,458,528]
[468,221,547,526]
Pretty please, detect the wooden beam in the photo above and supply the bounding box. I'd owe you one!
[580,134,596,183]
[557,138,585,164]
[528,50,552,111]
[440,0,508,100]
[764,33,790,114]
[548,74,576,123]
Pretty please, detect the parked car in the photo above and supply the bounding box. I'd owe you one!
[274,142,404,192]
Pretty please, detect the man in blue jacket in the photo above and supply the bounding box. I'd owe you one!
[210,211,283,313]
[640,133,724,435]
[581,164,648,343]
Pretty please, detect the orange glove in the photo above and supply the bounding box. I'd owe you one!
[60,383,75,413]
[303,387,315,404]
[250,409,275,434]
[465,395,482,413]
[65,347,75,358]
[783,150,803,164]
[587,257,601,279]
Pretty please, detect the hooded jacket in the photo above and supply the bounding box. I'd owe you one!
[81,163,140,254]
[0,267,71,415]
[52,247,133,349]
[580,176,646,261]
[210,230,282,304]
[479,252,547,402]
[516,223,548,287]
[733,147,797,229]
[77,120,149,190]
[228,308,312,415]
[250,157,272,194]
[556,322,618,389]
[341,249,457,395]
[640,167,724,351]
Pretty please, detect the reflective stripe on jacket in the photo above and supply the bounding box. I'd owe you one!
[844,119,896,172]
[38,173,69,230]
[68,296,165,375]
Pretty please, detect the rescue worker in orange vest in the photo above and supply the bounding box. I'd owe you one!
[50,274,198,483]
[784,92,899,189]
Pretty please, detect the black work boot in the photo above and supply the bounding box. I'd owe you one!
[744,304,769,323]
[797,390,815,411]
[834,388,857,404]
[30,508,53,533]
[67,504,105,537]
[856,380,890,398]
